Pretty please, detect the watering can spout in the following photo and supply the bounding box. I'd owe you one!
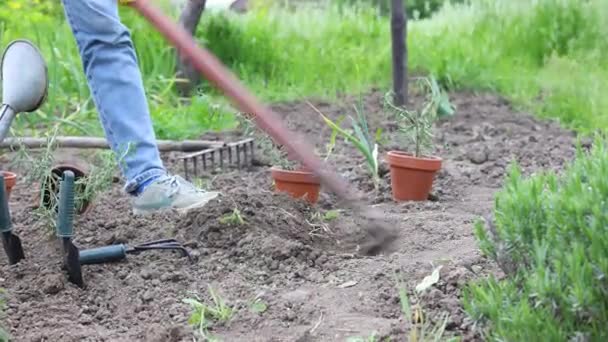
[0,39,48,143]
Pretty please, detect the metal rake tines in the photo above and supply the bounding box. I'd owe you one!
[180,138,255,179]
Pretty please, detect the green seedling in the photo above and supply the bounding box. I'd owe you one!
[249,298,268,314]
[323,209,340,221]
[396,273,451,342]
[184,285,234,341]
[384,76,444,158]
[309,98,381,187]
[258,133,297,170]
[219,207,245,226]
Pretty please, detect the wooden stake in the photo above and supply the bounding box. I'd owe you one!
[390,0,408,106]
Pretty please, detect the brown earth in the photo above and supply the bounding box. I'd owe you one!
[0,90,578,341]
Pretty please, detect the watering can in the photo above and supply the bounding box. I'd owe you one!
[0,39,49,143]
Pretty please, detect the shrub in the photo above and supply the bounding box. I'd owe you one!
[464,135,608,341]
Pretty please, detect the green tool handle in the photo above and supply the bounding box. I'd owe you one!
[79,244,127,265]
[0,175,11,233]
[56,170,75,238]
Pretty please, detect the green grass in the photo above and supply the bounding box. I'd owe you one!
[0,1,392,140]
[3,0,608,140]
[407,0,608,134]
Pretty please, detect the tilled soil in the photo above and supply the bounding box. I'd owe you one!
[0,90,577,341]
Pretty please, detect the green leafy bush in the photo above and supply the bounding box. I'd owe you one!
[464,135,608,341]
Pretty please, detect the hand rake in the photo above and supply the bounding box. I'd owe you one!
[79,238,193,265]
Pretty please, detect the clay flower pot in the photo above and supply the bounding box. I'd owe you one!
[387,151,442,201]
[1,171,17,200]
[270,166,321,204]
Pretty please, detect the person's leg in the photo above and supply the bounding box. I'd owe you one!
[61,0,219,214]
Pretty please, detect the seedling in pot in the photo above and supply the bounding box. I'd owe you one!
[309,98,382,189]
[384,76,448,201]
[259,134,322,204]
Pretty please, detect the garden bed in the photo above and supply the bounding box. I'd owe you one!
[0,90,577,341]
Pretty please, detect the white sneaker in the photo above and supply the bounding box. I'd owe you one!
[132,175,220,215]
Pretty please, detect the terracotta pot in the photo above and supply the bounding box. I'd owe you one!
[387,151,442,201]
[1,171,17,200]
[38,163,92,214]
[270,166,321,204]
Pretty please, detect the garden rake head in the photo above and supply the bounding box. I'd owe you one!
[179,137,255,180]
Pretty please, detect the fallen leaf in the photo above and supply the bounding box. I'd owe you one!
[415,265,443,293]
[338,280,358,288]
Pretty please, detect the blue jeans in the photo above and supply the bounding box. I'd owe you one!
[60,0,166,194]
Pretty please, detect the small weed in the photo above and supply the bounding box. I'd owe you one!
[248,298,268,314]
[184,285,234,341]
[323,209,340,221]
[395,272,451,342]
[219,207,245,226]
[307,210,335,237]
[257,133,297,170]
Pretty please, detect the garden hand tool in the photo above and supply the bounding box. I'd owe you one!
[120,0,397,254]
[0,39,49,143]
[0,174,25,265]
[56,170,84,288]
[79,238,193,265]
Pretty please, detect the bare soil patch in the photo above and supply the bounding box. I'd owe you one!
[0,90,577,341]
